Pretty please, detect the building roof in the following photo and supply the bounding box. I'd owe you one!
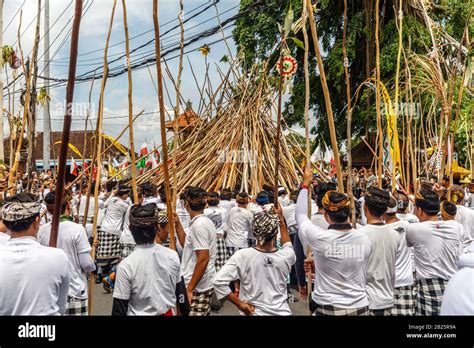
[3,130,129,162]
[164,109,199,130]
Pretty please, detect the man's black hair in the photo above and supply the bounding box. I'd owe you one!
[207,191,220,206]
[415,188,440,216]
[365,187,390,217]
[442,201,457,216]
[159,185,166,203]
[44,191,68,214]
[186,187,207,211]
[140,182,157,197]
[129,204,157,245]
[106,181,116,192]
[2,193,40,232]
[326,192,350,223]
[220,188,232,201]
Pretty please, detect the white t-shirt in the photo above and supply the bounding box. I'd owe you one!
[113,243,180,315]
[180,215,217,292]
[176,200,190,233]
[387,220,414,288]
[38,220,92,299]
[282,203,297,229]
[101,197,129,236]
[440,251,474,315]
[298,220,371,308]
[360,224,401,309]
[0,237,70,315]
[226,207,253,247]
[219,199,237,213]
[0,231,10,244]
[78,195,104,221]
[119,205,135,245]
[406,220,463,281]
[204,206,226,237]
[456,205,474,239]
[213,242,296,315]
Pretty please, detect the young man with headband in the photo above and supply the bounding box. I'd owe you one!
[213,207,295,315]
[295,165,371,316]
[406,188,464,315]
[360,188,402,316]
[0,193,70,315]
[176,187,217,316]
[112,204,183,316]
[226,192,254,254]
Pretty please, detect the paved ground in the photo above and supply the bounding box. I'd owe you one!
[91,282,310,315]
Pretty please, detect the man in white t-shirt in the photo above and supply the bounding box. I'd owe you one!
[296,165,372,316]
[214,206,295,315]
[204,192,228,272]
[384,195,414,316]
[226,192,254,254]
[360,188,401,316]
[406,188,463,316]
[176,187,217,316]
[440,244,474,315]
[38,191,96,315]
[112,204,183,316]
[440,200,472,253]
[0,193,70,315]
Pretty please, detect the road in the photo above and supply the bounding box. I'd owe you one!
[90,282,310,315]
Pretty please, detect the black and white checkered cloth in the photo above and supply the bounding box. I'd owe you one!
[65,297,87,316]
[393,285,415,316]
[190,288,214,316]
[416,278,447,316]
[313,303,369,316]
[215,237,228,272]
[96,230,122,259]
[370,307,392,316]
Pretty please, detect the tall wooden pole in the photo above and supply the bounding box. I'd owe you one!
[375,0,383,188]
[342,0,356,227]
[43,0,51,170]
[306,0,343,192]
[0,0,4,161]
[121,0,138,204]
[394,0,403,190]
[273,53,284,205]
[153,0,176,250]
[49,0,84,247]
[88,0,117,314]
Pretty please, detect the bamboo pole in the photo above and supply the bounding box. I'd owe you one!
[171,0,184,215]
[342,0,356,227]
[153,0,176,251]
[374,0,383,188]
[121,0,138,204]
[394,0,403,191]
[273,52,284,204]
[88,0,117,315]
[306,0,343,192]
[7,11,37,194]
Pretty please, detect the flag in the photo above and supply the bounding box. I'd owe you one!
[310,144,324,163]
[150,154,159,169]
[139,143,148,157]
[137,143,148,174]
[383,132,393,173]
[70,157,78,176]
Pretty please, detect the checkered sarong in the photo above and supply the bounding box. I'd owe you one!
[190,288,214,316]
[65,297,87,316]
[313,303,369,316]
[416,278,447,316]
[370,307,392,316]
[96,230,121,259]
[393,285,415,316]
[120,243,136,259]
[215,237,228,272]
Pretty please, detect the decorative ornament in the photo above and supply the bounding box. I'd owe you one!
[198,44,211,57]
[277,55,298,77]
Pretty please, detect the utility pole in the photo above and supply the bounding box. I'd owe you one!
[43,0,51,170]
[0,0,5,162]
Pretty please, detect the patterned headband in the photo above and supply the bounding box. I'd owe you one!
[440,201,455,221]
[2,200,41,222]
[157,210,168,226]
[322,190,350,212]
[252,211,280,242]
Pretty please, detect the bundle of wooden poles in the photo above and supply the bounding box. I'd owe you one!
[134,61,303,196]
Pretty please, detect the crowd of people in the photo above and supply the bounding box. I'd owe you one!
[0,165,473,316]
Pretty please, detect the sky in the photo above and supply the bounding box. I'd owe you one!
[2,0,245,152]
